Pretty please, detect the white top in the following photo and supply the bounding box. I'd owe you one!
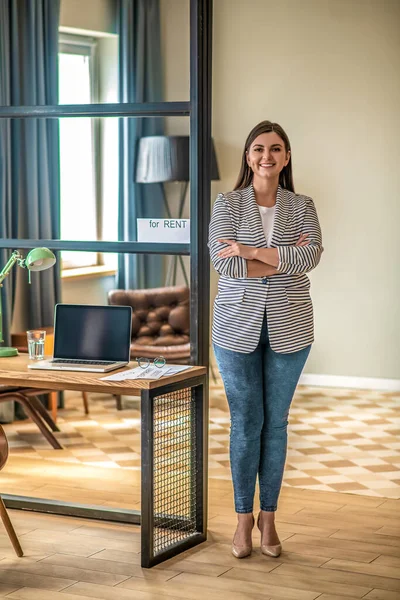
[258,205,276,246]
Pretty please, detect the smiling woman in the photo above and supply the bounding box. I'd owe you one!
[234,121,295,195]
[208,119,323,560]
[246,136,290,196]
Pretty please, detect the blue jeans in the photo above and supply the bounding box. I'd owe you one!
[213,317,311,513]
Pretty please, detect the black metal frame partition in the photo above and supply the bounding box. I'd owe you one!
[0,0,213,564]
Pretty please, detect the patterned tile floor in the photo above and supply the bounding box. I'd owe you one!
[3,377,400,499]
[210,380,400,498]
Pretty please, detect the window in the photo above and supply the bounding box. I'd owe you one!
[58,35,100,269]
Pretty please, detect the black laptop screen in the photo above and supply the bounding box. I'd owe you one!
[53,304,132,362]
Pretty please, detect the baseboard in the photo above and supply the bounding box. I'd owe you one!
[300,373,400,392]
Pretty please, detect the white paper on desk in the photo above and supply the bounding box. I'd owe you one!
[100,366,161,381]
[100,368,134,381]
[101,364,191,381]
[161,365,191,376]
[134,365,167,379]
[141,365,192,377]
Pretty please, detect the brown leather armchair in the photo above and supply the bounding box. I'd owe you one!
[108,285,190,364]
[108,286,190,410]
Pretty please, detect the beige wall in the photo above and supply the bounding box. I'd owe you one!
[62,275,116,305]
[161,0,400,379]
[212,0,400,379]
[60,0,116,34]
[160,0,189,104]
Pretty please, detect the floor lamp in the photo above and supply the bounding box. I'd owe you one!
[135,135,220,286]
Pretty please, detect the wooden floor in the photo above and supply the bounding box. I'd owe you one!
[1,479,400,600]
[1,455,141,511]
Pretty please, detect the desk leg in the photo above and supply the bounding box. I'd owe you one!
[141,375,208,568]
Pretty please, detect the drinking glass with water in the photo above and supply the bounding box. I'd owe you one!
[26,330,46,360]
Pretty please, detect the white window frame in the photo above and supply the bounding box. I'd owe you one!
[58,34,103,270]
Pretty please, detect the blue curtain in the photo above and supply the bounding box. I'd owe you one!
[0,0,61,422]
[117,0,166,290]
[0,0,14,351]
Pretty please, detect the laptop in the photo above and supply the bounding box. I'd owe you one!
[28,304,132,373]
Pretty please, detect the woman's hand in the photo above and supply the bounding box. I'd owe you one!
[217,239,257,260]
[296,233,310,246]
[217,233,310,261]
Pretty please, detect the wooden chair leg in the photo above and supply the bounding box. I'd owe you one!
[0,496,23,557]
[21,400,63,450]
[0,393,62,450]
[27,395,60,432]
[114,395,122,411]
[82,392,89,415]
[13,395,63,450]
[49,391,58,423]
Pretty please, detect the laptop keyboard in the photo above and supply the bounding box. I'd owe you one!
[52,359,115,365]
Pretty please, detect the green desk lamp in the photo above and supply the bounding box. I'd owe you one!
[0,248,57,357]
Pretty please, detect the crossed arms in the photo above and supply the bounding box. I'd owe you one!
[208,194,323,279]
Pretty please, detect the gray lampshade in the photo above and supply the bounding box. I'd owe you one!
[135,135,220,183]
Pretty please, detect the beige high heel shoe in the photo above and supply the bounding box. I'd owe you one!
[257,512,282,557]
[231,514,254,558]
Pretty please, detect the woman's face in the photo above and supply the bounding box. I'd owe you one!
[246,132,290,181]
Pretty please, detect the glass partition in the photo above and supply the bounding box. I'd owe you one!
[2,387,142,513]
[0,0,212,541]
[1,249,193,515]
[3,115,194,241]
[57,0,191,106]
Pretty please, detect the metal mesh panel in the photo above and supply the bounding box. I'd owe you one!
[153,386,197,555]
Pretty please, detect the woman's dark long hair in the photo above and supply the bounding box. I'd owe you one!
[234,120,295,192]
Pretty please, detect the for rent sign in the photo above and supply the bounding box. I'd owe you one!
[137,219,190,243]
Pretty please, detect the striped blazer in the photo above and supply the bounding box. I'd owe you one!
[208,184,323,354]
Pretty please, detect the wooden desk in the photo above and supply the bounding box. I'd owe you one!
[0,355,208,568]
